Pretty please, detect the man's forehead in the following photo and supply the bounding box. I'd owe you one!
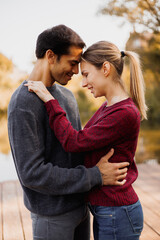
[68,46,83,58]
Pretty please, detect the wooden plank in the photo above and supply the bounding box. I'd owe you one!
[137,167,160,183]
[137,163,160,174]
[137,164,160,182]
[0,163,159,240]
[135,164,160,239]
[140,223,160,240]
[142,205,160,236]
[2,181,24,240]
[134,164,160,203]
[0,184,3,240]
[16,182,32,239]
[90,214,94,240]
[134,186,160,217]
[137,174,160,189]
[134,178,160,193]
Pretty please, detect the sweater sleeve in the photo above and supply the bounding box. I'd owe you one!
[45,99,139,153]
[8,108,102,196]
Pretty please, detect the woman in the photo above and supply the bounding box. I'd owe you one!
[25,41,147,240]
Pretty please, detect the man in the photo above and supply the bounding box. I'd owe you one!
[8,25,129,240]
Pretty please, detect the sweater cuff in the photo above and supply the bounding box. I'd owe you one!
[44,99,59,115]
[88,166,103,187]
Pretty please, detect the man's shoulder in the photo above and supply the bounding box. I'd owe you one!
[54,84,77,103]
[56,84,74,97]
[8,81,43,113]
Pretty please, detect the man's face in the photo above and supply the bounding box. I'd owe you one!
[51,46,83,85]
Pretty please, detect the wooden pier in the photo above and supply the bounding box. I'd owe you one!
[0,163,160,240]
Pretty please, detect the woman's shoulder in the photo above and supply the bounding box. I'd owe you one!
[105,98,141,124]
[117,98,141,127]
[123,98,140,117]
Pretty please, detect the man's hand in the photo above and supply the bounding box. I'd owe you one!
[96,149,129,186]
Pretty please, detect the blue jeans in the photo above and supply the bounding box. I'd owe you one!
[89,200,143,240]
[31,204,90,240]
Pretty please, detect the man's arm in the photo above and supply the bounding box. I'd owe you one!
[8,108,103,195]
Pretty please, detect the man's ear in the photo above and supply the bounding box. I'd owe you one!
[46,49,56,64]
[103,61,110,77]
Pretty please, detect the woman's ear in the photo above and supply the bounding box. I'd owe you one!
[103,61,110,77]
[46,49,56,64]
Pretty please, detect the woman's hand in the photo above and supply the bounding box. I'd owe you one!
[24,80,54,103]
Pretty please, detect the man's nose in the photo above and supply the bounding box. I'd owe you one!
[72,64,79,74]
[82,78,87,87]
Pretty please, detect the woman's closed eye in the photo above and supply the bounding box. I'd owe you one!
[82,73,88,78]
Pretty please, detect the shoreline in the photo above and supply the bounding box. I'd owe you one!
[0,152,159,183]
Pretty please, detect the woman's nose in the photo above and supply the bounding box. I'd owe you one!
[82,78,88,88]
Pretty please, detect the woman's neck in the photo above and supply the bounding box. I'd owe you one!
[106,83,128,106]
[108,95,129,106]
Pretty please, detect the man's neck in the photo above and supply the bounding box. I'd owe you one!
[29,60,55,87]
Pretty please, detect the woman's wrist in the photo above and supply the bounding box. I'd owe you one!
[44,94,55,103]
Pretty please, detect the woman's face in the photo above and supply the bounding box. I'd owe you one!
[80,60,108,98]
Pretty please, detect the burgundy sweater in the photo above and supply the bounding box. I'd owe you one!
[45,98,140,206]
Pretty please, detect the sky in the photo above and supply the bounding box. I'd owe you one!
[0,0,131,73]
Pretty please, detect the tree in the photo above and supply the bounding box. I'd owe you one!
[0,53,27,154]
[99,0,160,129]
[0,53,13,72]
[125,30,160,128]
[75,89,96,126]
[126,31,160,84]
[99,0,160,33]
[0,54,27,114]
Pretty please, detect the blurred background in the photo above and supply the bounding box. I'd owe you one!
[0,0,160,181]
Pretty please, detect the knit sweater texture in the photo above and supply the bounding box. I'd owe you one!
[8,81,102,216]
[45,97,141,206]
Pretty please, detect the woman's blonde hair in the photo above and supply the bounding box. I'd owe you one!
[82,41,148,120]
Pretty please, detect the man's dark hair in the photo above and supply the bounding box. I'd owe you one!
[35,24,86,59]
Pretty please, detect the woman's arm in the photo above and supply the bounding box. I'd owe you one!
[24,80,138,153]
[44,99,137,152]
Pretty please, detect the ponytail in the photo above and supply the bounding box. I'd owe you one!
[124,51,148,120]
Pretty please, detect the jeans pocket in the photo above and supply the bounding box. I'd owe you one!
[89,204,113,218]
[125,200,144,234]
[89,205,114,237]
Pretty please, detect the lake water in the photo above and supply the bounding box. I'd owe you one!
[1,129,160,182]
[1,117,160,182]
[135,130,160,164]
[0,150,159,183]
[0,152,18,182]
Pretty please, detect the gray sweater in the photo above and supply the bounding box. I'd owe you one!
[8,81,102,216]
